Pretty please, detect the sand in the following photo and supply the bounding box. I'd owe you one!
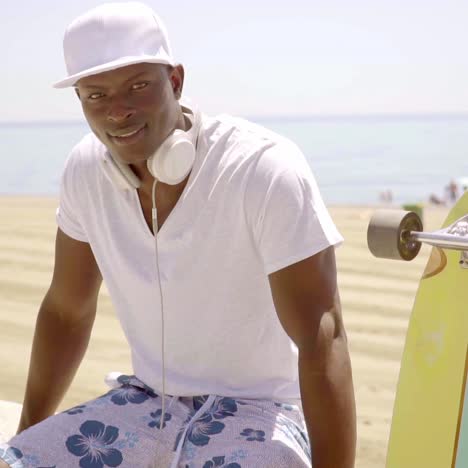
[0,196,450,466]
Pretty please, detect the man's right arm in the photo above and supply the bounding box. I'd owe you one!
[17,228,102,433]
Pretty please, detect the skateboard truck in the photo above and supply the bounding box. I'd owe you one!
[367,210,468,266]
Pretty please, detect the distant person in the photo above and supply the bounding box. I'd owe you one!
[429,193,445,205]
[386,189,393,204]
[379,189,393,204]
[446,179,459,204]
[0,3,355,468]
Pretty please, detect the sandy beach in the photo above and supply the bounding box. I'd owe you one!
[0,196,450,467]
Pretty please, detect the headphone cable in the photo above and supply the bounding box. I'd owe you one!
[151,178,166,430]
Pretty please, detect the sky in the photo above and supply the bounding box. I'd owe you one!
[3,0,468,122]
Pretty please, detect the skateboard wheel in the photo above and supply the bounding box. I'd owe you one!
[367,210,423,261]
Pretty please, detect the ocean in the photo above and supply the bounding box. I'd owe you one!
[2,115,468,205]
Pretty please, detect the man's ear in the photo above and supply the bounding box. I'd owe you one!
[170,65,185,99]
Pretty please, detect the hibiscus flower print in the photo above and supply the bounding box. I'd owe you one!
[174,412,226,450]
[284,421,311,461]
[209,398,238,420]
[148,409,172,429]
[202,455,241,468]
[0,445,23,468]
[116,375,157,398]
[274,402,295,411]
[193,397,238,420]
[108,385,152,406]
[103,375,157,406]
[65,420,123,467]
[116,375,132,386]
[113,431,140,451]
[187,413,225,446]
[240,429,266,442]
[65,404,87,415]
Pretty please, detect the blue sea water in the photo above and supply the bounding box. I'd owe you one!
[2,115,468,205]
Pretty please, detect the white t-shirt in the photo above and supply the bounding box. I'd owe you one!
[56,113,343,401]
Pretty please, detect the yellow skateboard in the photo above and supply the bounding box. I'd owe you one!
[368,193,468,468]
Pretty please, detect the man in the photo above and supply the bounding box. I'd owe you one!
[0,2,356,467]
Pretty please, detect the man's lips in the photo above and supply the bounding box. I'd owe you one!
[108,124,147,146]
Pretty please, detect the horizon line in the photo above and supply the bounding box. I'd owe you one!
[1,111,468,127]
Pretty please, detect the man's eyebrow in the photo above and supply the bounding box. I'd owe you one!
[78,71,153,89]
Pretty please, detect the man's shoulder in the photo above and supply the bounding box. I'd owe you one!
[204,113,291,148]
[62,132,107,182]
[68,131,106,162]
[202,113,303,172]
[60,132,107,191]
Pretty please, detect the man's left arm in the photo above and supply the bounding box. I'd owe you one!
[269,245,356,468]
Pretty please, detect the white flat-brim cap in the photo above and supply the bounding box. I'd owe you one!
[53,2,175,88]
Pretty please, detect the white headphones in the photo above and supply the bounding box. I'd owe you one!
[101,104,200,189]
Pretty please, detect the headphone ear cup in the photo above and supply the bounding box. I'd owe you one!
[101,151,141,190]
[147,131,195,185]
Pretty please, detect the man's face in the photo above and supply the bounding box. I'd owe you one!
[75,62,183,164]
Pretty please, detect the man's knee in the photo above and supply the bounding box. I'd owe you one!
[0,460,11,468]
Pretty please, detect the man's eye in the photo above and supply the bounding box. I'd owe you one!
[132,82,148,90]
[88,92,104,100]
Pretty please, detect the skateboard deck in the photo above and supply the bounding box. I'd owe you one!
[386,193,468,467]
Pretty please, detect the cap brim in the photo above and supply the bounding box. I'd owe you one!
[53,54,175,88]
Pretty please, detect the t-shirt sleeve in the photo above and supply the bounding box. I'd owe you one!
[245,142,343,275]
[55,147,89,243]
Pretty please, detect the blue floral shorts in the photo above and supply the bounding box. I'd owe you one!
[1,375,311,467]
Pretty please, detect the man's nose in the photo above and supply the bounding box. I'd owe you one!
[107,101,136,123]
